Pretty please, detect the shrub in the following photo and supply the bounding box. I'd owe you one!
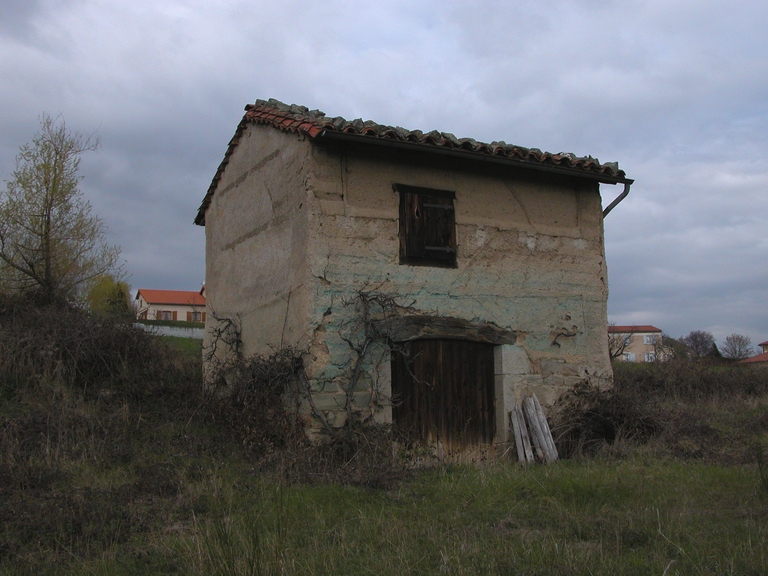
[552,359,768,462]
[202,348,410,488]
[203,348,305,457]
[0,295,196,399]
[611,357,768,400]
[550,382,660,458]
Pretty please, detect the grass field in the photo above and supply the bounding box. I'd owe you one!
[32,458,768,575]
[1,305,767,575]
[163,335,204,357]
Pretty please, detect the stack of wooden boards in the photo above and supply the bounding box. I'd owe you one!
[510,394,559,464]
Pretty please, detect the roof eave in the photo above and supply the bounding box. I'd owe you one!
[315,130,633,186]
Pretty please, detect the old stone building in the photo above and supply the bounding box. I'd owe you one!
[195,98,632,453]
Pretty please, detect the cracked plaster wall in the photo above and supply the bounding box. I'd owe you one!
[301,145,613,432]
[203,126,314,361]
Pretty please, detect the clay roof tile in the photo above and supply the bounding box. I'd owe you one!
[135,289,205,306]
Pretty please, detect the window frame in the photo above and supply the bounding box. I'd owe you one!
[188,310,204,322]
[395,183,457,268]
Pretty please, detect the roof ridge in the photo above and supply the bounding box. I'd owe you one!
[241,98,625,178]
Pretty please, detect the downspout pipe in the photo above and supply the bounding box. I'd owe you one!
[602,181,632,218]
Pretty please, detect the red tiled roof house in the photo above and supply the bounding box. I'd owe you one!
[194,99,632,452]
[738,340,768,364]
[135,289,206,322]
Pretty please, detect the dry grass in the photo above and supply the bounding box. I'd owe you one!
[551,359,768,465]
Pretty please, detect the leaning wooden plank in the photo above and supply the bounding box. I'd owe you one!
[525,397,556,464]
[532,394,559,461]
[522,397,546,462]
[514,404,535,463]
[510,410,526,463]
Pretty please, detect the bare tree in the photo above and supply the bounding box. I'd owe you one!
[608,323,633,360]
[721,333,754,359]
[0,114,120,304]
[680,330,716,357]
[654,333,686,361]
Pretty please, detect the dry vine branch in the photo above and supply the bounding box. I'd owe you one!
[203,289,416,438]
[336,288,416,428]
[203,310,243,371]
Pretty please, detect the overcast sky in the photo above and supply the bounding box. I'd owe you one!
[1,0,766,348]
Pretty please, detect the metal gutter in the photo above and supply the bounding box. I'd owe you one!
[316,129,633,186]
[601,181,631,218]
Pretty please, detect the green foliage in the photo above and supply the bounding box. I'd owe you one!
[612,356,768,400]
[659,333,689,359]
[567,360,768,465]
[86,274,133,318]
[163,335,204,357]
[756,442,768,499]
[0,114,120,304]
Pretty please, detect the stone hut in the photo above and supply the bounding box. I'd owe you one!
[194,98,632,454]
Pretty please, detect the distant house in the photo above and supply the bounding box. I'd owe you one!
[135,289,206,322]
[738,340,768,364]
[608,325,662,362]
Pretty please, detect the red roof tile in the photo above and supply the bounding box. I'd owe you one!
[195,98,631,225]
[738,352,768,364]
[608,325,662,333]
[135,289,205,306]
[758,340,768,347]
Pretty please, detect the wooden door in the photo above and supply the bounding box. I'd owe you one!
[391,339,495,450]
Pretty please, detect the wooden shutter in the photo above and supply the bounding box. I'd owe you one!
[401,191,426,259]
[172,311,177,321]
[202,312,206,322]
[186,311,192,322]
[421,194,455,263]
[396,184,456,266]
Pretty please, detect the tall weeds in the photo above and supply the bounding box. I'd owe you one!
[0,296,204,569]
[551,358,768,462]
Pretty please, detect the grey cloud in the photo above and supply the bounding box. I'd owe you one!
[0,0,44,42]
[0,0,765,348]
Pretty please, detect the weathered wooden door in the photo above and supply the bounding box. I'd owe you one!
[391,339,495,450]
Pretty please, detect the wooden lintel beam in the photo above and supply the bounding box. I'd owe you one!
[374,315,517,346]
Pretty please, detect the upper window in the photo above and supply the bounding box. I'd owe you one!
[395,184,457,267]
[643,334,657,345]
